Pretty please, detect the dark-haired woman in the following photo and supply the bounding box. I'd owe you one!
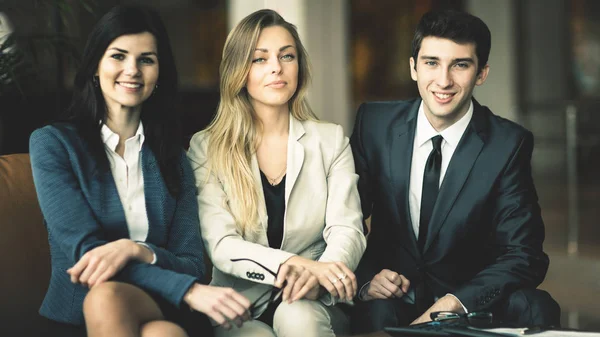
[30,5,250,337]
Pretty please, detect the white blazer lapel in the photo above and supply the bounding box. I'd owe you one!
[285,116,306,204]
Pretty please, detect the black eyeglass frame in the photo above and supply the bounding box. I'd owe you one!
[230,258,287,316]
[430,311,493,324]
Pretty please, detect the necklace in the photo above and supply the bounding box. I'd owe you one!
[264,165,287,186]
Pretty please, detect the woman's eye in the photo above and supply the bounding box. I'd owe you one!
[110,54,125,60]
[281,54,295,61]
[252,57,266,63]
[139,57,155,64]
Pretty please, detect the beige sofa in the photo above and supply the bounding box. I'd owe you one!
[0,154,51,336]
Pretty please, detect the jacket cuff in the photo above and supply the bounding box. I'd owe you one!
[135,241,157,264]
[445,293,469,313]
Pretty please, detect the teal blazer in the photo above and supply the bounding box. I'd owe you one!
[30,123,205,325]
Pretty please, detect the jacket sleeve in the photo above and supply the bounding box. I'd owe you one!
[30,127,198,307]
[319,124,366,269]
[141,151,206,281]
[350,104,380,289]
[316,124,367,306]
[187,132,295,286]
[452,131,549,311]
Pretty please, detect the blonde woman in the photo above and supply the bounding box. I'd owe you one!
[187,9,366,337]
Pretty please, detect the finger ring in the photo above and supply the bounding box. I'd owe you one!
[331,278,338,284]
[338,273,347,280]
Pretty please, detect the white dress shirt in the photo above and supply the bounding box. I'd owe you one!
[101,122,155,263]
[409,101,473,239]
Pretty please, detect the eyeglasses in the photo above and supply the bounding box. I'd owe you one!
[230,258,287,316]
[430,311,493,327]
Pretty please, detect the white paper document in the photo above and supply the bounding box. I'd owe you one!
[481,327,600,337]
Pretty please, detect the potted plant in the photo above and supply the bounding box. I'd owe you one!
[0,0,96,154]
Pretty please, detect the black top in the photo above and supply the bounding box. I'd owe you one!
[260,171,286,249]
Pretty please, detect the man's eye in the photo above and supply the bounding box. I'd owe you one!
[425,61,437,66]
[456,63,469,68]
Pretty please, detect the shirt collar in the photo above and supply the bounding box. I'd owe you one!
[100,121,145,152]
[415,100,473,148]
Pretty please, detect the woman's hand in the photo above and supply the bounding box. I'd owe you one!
[67,239,149,287]
[184,283,251,330]
[303,284,323,301]
[276,262,319,303]
[285,256,357,301]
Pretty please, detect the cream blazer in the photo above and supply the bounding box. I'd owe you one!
[187,116,366,315]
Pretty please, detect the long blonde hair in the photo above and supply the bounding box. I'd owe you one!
[205,9,317,236]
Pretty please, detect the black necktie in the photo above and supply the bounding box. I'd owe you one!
[418,135,443,252]
[416,135,443,314]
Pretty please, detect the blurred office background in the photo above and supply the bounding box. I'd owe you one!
[0,0,598,329]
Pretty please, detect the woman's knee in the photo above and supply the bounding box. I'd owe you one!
[83,282,129,315]
[215,320,275,337]
[273,300,343,337]
[141,321,187,337]
[83,282,162,323]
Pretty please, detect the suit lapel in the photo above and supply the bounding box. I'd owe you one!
[100,168,130,240]
[423,100,489,253]
[285,116,306,205]
[142,146,169,243]
[390,100,420,259]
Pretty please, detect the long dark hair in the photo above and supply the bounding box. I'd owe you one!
[68,5,182,196]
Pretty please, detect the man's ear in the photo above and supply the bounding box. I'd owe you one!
[475,64,490,86]
[410,57,417,81]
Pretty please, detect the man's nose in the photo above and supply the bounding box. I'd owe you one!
[435,68,453,88]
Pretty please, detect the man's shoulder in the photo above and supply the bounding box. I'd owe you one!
[477,104,532,141]
[355,98,420,131]
[359,98,419,117]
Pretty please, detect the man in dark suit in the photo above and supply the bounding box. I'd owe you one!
[350,9,561,332]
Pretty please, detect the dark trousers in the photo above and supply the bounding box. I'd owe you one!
[350,289,561,334]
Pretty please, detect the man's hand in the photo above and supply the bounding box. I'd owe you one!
[362,269,410,301]
[410,294,465,325]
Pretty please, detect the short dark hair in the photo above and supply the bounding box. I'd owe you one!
[411,9,491,74]
[68,5,183,196]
